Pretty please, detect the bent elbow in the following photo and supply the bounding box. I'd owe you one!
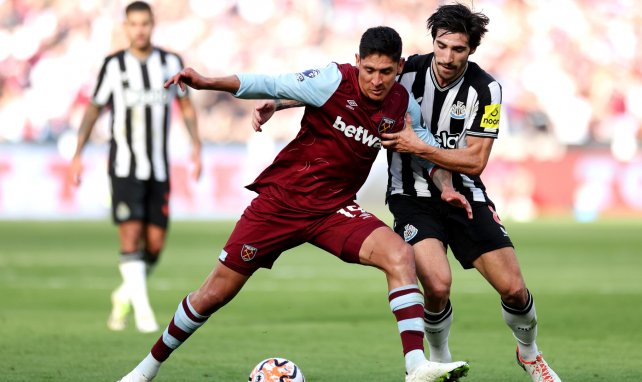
[466,162,486,177]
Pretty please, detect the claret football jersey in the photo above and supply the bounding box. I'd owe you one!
[234,63,439,214]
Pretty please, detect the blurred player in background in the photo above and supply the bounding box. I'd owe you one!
[70,1,202,333]
[382,4,562,382]
[117,26,471,382]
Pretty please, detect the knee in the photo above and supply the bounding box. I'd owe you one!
[500,284,528,308]
[423,281,451,301]
[385,242,416,277]
[145,241,165,258]
[190,288,230,315]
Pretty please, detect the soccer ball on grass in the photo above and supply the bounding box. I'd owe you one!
[248,357,305,382]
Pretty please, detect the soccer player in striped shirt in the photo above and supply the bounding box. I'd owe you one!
[70,1,201,333]
[382,4,562,382]
[117,26,471,382]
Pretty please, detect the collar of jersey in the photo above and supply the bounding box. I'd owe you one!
[429,58,467,92]
[126,47,157,64]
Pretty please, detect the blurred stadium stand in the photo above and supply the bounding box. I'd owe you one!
[0,0,641,220]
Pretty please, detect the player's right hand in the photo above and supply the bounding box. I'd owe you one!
[69,156,83,186]
[251,100,277,132]
[441,189,473,220]
[164,67,204,91]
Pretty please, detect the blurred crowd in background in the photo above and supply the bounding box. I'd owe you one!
[1,0,641,161]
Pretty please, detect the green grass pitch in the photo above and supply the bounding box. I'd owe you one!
[1,219,641,381]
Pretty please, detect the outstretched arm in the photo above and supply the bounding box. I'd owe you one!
[164,67,241,93]
[70,103,102,186]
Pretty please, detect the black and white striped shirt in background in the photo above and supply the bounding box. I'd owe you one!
[387,53,502,204]
[92,47,186,182]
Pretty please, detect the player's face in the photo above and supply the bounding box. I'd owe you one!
[124,10,154,51]
[356,53,403,102]
[432,29,474,87]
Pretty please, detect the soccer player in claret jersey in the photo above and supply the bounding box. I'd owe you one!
[381,4,562,382]
[70,1,202,334]
[117,26,471,382]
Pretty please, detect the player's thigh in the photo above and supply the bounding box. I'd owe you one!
[308,201,391,265]
[445,202,514,269]
[358,225,413,270]
[220,195,308,276]
[145,180,170,229]
[388,195,450,282]
[413,238,451,295]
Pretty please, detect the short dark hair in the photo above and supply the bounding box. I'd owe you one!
[359,26,403,62]
[125,1,153,17]
[427,3,489,50]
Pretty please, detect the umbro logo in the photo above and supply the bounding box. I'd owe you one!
[346,99,358,110]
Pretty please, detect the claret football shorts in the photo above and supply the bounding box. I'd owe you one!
[219,193,388,275]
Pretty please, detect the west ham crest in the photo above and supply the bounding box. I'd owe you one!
[378,117,396,134]
[241,244,258,262]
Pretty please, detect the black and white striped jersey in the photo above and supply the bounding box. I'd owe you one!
[92,47,186,182]
[387,53,502,203]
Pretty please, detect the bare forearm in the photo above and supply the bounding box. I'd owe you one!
[184,117,200,148]
[416,146,479,174]
[431,168,456,192]
[275,99,304,111]
[74,104,101,156]
[414,143,488,176]
[201,75,241,93]
[179,99,201,149]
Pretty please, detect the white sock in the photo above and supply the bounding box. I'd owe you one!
[112,282,128,301]
[424,300,453,362]
[134,353,161,379]
[502,290,538,360]
[119,260,154,318]
[405,349,426,372]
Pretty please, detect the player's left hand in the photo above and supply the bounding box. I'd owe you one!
[381,113,424,153]
[252,100,277,132]
[441,189,473,219]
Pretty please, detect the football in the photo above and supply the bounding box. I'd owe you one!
[248,357,305,382]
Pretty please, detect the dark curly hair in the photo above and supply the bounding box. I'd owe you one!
[427,3,489,50]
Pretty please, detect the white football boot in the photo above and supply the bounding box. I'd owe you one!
[117,370,152,382]
[405,360,469,382]
[107,288,131,331]
[516,348,562,382]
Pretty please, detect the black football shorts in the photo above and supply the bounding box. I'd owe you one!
[110,176,170,228]
[388,194,513,269]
